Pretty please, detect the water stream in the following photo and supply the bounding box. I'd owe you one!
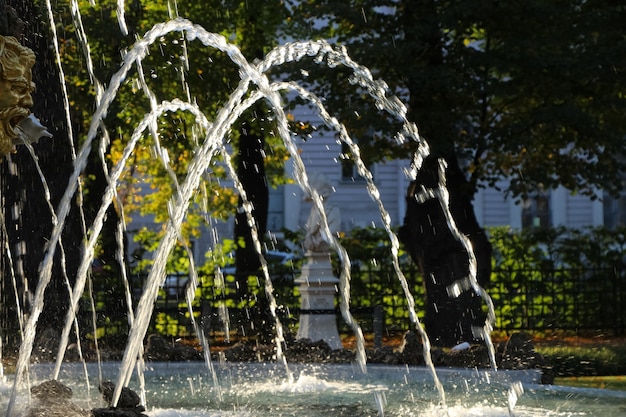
[1,5,624,417]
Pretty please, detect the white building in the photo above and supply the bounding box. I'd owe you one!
[275,103,616,237]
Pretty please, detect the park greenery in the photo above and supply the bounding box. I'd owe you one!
[284,0,625,343]
[51,0,626,259]
[88,225,626,344]
[286,0,626,200]
[2,1,625,347]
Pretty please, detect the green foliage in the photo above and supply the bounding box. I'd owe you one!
[129,227,191,274]
[489,226,626,270]
[86,225,626,340]
[154,312,183,337]
[287,0,626,199]
[487,226,626,331]
[53,0,294,255]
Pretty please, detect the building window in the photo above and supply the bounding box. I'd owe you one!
[340,137,375,182]
[522,191,551,228]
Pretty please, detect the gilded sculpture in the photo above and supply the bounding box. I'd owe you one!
[0,35,51,157]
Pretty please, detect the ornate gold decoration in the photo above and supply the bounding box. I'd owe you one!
[0,36,51,157]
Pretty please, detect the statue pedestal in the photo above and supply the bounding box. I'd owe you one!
[295,251,342,350]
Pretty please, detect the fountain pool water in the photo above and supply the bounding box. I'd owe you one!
[2,4,626,417]
[2,362,626,416]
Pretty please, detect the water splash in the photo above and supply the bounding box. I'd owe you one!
[2,10,503,416]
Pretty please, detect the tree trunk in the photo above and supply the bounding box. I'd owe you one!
[399,155,492,347]
[395,0,493,347]
[234,119,269,340]
[234,121,269,283]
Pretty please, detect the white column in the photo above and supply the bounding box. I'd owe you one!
[295,252,342,350]
[592,188,604,226]
[283,159,302,231]
[551,186,568,227]
[509,198,523,229]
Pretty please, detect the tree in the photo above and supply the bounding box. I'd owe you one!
[287,0,626,345]
[54,0,292,255]
[52,0,293,341]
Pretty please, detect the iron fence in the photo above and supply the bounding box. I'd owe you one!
[488,266,626,334]
[132,264,626,339]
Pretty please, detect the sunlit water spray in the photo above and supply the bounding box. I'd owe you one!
[1,10,519,417]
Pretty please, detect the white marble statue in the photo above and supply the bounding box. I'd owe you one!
[303,172,341,253]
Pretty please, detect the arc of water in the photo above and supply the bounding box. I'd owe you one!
[213,93,291,375]
[122,10,292,391]
[269,80,444,402]
[75,89,226,403]
[101,24,388,403]
[104,82,303,400]
[20,142,92,403]
[264,37,498,384]
[45,95,212,406]
[108,22,385,404]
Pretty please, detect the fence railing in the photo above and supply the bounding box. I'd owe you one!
[488,266,626,333]
[120,264,625,340]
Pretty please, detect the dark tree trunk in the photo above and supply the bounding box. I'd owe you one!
[399,155,492,347]
[395,0,493,347]
[1,1,83,345]
[234,121,269,285]
[234,119,269,339]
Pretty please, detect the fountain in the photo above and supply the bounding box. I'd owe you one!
[0,3,625,417]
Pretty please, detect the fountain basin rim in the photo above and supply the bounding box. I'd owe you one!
[522,382,626,399]
[27,361,543,384]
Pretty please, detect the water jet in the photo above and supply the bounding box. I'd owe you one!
[0,5,623,417]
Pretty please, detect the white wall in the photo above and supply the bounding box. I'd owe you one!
[474,184,604,230]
